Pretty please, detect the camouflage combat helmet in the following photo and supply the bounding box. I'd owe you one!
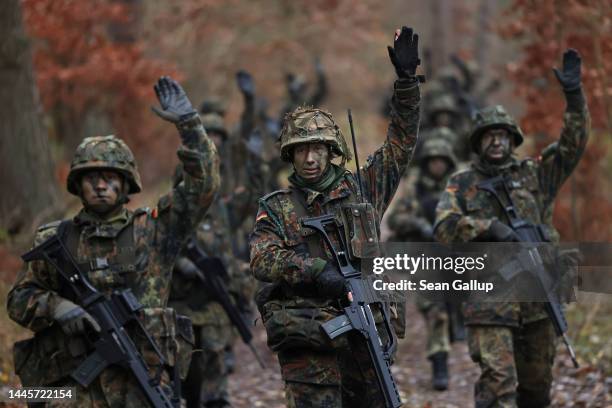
[422,79,447,101]
[201,112,228,139]
[469,105,524,153]
[427,93,459,116]
[199,98,226,117]
[417,133,457,169]
[279,107,351,164]
[67,135,142,196]
[436,65,460,83]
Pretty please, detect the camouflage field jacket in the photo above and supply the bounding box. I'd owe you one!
[434,102,590,326]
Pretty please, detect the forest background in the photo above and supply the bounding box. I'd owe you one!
[0,0,610,402]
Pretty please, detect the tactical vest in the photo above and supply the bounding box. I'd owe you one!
[14,215,194,387]
[259,174,404,352]
[285,174,381,263]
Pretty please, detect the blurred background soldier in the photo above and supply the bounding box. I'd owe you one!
[387,135,460,391]
[170,99,261,408]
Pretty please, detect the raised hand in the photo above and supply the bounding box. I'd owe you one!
[236,70,255,97]
[387,26,421,78]
[152,76,196,123]
[553,49,582,92]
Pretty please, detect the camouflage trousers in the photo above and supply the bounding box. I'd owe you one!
[467,319,557,408]
[416,298,451,357]
[183,323,234,408]
[30,367,175,408]
[278,332,387,408]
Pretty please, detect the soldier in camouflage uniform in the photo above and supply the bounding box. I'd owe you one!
[434,49,590,408]
[7,76,220,407]
[250,26,422,407]
[279,58,328,122]
[170,108,260,408]
[423,94,472,163]
[387,134,458,391]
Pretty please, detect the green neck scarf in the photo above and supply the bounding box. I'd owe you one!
[289,164,346,192]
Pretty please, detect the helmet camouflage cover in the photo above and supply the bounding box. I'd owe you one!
[417,133,458,169]
[279,107,351,164]
[469,105,524,153]
[200,112,228,139]
[427,93,459,116]
[199,98,226,117]
[67,135,142,196]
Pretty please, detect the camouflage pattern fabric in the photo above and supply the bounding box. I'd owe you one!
[468,320,557,408]
[387,137,456,358]
[416,298,451,357]
[469,105,524,152]
[434,100,590,407]
[387,166,450,242]
[279,333,389,408]
[434,105,590,325]
[285,381,341,408]
[250,78,420,407]
[7,113,219,407]
[170,139,261,407]
[66,134,143,195]
[182,323,232,408]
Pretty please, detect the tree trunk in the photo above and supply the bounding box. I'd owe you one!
[0,0,61,238]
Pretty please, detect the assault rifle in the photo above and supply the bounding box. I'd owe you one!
[477,175,579,368]
[182,239,266,369]
[22,223,178,408]
[302,215,402,408]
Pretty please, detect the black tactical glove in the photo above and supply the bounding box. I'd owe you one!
[387,26,421,79]
[236,70,255,97]
[152,76,197,123]
[53,299,101,336]
[479,219,520,242]
[553,49,584,112]
[553,49,582,92]
[314,262,346,299]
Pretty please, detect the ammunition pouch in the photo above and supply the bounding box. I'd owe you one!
[260,297,348,352]
[340,202,381,260]
[13,324,83,387]
[13,307,195,386]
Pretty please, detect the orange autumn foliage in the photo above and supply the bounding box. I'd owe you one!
[500,0,611,241]
[22,0,181,183]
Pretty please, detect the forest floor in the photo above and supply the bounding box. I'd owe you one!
[228,298,611,408]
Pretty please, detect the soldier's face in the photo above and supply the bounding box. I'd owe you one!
[80,170,125,214]
[480,128,513,164]
[426,157,449,180]
[433,112,454,127]
[292,143,330,182]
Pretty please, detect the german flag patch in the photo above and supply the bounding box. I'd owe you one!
[255,211,269,222]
